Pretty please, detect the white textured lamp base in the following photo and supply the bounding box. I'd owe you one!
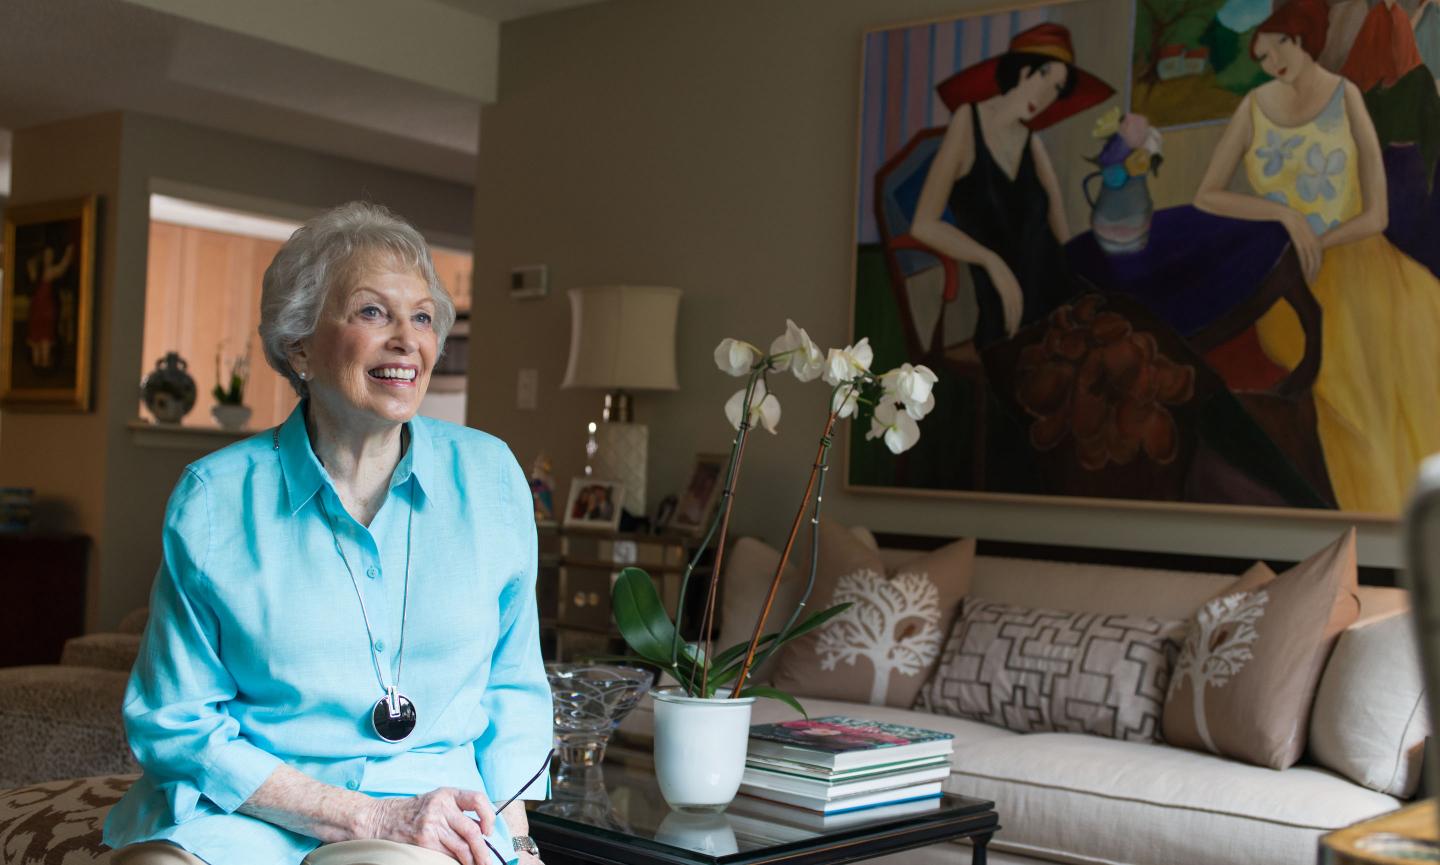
[593,422,648,516]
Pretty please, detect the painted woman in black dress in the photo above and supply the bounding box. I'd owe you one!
[911,23,1114,347]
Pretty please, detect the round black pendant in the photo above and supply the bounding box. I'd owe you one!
[371,693,418,742]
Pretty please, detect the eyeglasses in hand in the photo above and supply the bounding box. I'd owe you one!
[481,748,554,864]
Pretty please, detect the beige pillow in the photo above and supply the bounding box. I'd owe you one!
[917,599,1181,741]
[1163,529,1360,769]
[1309,610,1430,797]
[717,527,876,686]
[771,521,975,707]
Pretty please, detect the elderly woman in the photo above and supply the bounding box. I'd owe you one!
[102,202,553,865]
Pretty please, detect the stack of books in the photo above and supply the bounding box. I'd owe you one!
[738,716,955,814]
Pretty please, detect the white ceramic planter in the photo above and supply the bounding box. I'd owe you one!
[212,404,252,431]
[651,687,755,813]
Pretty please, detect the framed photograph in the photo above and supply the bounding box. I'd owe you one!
[563,477,625,531]
[2,197,98,411]
[671,453,726,536]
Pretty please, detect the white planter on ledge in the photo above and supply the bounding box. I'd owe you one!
[211,404,252,431]
[651,687,755,813]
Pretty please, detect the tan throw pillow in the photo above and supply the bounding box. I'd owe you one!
[770,521,975,707]
[717,527,878,686]
[916,599,1182,742]
[1162,528,1361,769]
[1309,610,1430,797]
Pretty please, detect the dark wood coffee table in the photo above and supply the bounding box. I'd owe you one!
[526,761,999,865]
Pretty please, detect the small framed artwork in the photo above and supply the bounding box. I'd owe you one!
[670,453,727,536]
[2,196,98,411]
[563,477,626,531]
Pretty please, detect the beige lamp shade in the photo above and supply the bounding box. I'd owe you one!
[561,285,681,390]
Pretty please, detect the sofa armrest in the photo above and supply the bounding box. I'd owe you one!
[0,666,137,789]
[60,633,141,672]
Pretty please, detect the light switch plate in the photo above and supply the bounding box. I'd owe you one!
[517,368,539,410]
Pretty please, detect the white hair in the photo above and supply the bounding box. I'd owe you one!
[258,201,457,397]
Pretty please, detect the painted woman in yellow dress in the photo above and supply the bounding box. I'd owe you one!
[1195,0,1440,513]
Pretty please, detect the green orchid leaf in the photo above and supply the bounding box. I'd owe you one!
[610,567,679,665]
[739,685,808,717]
[780,602,853,642]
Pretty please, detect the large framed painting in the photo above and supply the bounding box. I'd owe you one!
[847,0,1440,518]
[2,197,98,411]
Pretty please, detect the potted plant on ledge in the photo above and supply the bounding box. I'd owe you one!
[609,321,939,812]
[211,345,252,432]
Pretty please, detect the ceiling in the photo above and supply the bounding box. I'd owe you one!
[0,0,607,185]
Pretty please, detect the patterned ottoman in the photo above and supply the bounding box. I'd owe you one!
[0,774,134,864]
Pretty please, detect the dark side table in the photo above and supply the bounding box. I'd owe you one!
[527,761,999,865]
[0,531,89,666]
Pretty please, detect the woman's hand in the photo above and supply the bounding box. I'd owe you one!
[363,787,501,865]
[986,256,1025,337]
[1282,212,1322,285]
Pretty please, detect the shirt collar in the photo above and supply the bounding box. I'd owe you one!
[276,402,434,515]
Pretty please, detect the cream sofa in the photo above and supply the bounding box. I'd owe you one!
[618,541,1427,865]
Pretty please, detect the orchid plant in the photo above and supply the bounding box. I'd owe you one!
[212,344,251,407]
[609,320,938,712]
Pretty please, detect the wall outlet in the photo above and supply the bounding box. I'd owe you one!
[517,368,539,410]
[509,264,548,299]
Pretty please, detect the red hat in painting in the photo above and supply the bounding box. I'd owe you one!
[935,23,1115,131]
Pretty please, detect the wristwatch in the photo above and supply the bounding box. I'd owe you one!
[512,834,541,857]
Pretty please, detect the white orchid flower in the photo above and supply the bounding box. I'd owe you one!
[880,363,937,407]
[713,338,761,377]
[866,401,921,454]
[724,379,781,433]
[831,384,861,419]
[904,391,936,420]
[822,338,874,385]
[769,320,826,383]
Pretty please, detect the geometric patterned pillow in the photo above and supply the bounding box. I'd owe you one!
[915,599,1182,743]
[0,774,136,865]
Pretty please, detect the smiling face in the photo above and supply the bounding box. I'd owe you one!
[1016,61,1070,120]
[1253,32,1309,84]
[291,253,438,431]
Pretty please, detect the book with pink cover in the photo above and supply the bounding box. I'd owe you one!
[747,716,955,770]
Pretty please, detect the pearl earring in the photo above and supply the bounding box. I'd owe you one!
[298,371,309,381]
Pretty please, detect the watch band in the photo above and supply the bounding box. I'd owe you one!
[512,834,541,856]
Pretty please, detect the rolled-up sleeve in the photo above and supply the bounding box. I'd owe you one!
[123,468,283,814]
[474,454,553,802]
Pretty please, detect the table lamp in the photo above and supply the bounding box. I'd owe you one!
[561,285,681,518]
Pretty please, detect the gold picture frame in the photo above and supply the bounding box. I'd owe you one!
[2,196,98,411]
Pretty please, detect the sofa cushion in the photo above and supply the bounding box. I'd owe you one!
[947,732,1399,865]
[917,599,1181,743]
[1310,609,1430,797]
[0,773,135,864]
[1163,529,1360,769]
[771,522,975,707]
[717,526,878,687]
[0,666,137,789]
[618,691,1020,753]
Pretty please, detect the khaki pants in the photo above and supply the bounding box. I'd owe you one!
[112,839,460,864]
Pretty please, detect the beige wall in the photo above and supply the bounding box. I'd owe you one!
[470,0,1402,567]
[0,114,124,627]
[1,111,474,629]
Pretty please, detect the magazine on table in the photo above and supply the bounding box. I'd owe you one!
[727,792,944,831]
[740,761,952,799]
[747,715,955,770]
[736,780,945,814]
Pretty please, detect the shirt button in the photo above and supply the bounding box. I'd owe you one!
[373,639,385,653]
[366,566,379,579]
[346,780,359,790]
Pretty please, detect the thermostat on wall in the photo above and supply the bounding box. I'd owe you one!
[510,265,548,300]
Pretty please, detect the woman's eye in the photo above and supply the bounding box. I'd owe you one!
[359,305,384,319]
[414,312,433,326]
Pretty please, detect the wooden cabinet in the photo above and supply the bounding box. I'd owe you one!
[0,532,89,667]
[537,524,710,662]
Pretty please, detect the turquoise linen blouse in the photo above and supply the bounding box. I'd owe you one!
[103,404,553,865]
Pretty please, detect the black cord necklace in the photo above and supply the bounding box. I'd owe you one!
[318,480,418,742]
